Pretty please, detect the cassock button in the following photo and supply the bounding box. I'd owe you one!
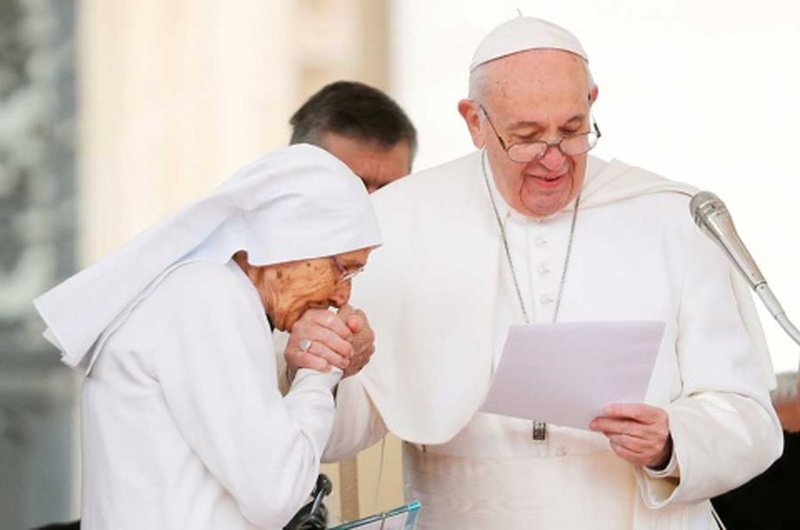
[539,293,555,305]
[537,263,551,276]
[533,235,547,247]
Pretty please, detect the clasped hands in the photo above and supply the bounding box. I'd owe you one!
[590,403,673,470]
[284,304,375,382]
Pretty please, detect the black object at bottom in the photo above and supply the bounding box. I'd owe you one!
[712,431,800,530]
[284,474,333,530]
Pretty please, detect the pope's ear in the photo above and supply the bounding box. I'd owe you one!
[458,99,485,149]
[589,84,599,104]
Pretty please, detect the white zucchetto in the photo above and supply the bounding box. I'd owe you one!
[34,144,382,373]
[470,16,589,71]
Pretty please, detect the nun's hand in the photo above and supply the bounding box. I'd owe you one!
[589,403,673,469]
[337,304,375,378]
[285,309,354,380]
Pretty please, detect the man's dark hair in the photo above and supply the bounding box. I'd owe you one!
[289,81,417,156]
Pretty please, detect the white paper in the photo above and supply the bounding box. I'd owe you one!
[481,321,665,430]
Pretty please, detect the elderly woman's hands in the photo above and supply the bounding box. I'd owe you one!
[284,304,376,381]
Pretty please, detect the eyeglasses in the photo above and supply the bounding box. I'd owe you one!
[479,104,601,164]
[330,256,364,285]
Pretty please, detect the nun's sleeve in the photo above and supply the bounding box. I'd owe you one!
[155,261,339,528]
[322,373,389,462]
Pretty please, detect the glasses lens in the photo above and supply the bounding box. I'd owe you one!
[503,121,600,162]
[338,267,363,284]
[507,142,547,163]
[560,132,598,156]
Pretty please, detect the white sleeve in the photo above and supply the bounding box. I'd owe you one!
[637,392,782,507]
[635,227,783,507]
[322,373,389,462]
[273,330,291,395]
[154,267,341,528]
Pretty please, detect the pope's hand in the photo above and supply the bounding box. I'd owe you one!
[336,304,375,378]
[589,403,673,469]
[285,308,354,381]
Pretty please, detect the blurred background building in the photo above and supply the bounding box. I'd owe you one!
[0,0,76,526]
[1,0,798,527]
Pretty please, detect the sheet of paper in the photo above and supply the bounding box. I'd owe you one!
[481,321,665,430]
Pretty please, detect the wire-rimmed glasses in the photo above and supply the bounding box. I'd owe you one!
[479,104,601,163]
[330,256,364,285]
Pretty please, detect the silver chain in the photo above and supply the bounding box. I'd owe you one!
[481,150,581,442]
[481,150,580,324]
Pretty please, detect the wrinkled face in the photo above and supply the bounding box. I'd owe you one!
[459,49,596,218]
[320,132,412,193]
[243,248,372,331]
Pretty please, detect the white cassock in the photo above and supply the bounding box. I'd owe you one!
[323,151,782,529]
[82,260,340,529]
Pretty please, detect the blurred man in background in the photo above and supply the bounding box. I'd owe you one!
[289,80,417,193]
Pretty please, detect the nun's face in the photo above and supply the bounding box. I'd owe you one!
[237,248,372,332]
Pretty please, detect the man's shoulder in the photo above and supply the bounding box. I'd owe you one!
[373,151,481,203]
[409,151,481,180]
[584,156,696,218]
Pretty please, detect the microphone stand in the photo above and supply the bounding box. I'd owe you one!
[754,284,800,347]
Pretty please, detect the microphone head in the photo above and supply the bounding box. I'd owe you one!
[689,190,766,289]
[689,190,728,230]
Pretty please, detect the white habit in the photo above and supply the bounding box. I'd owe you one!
[323,151,782,529]
[34,145,383,529]
[82,260,340,529]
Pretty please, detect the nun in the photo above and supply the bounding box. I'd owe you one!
[34,145,381,529]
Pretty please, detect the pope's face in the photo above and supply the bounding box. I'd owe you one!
[252,248,372,331]
[459,49,596,218]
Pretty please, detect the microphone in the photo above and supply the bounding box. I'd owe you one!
[690,191,766,289]
[690,191,800,346]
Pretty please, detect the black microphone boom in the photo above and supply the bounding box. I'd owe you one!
[690,191,800,346]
